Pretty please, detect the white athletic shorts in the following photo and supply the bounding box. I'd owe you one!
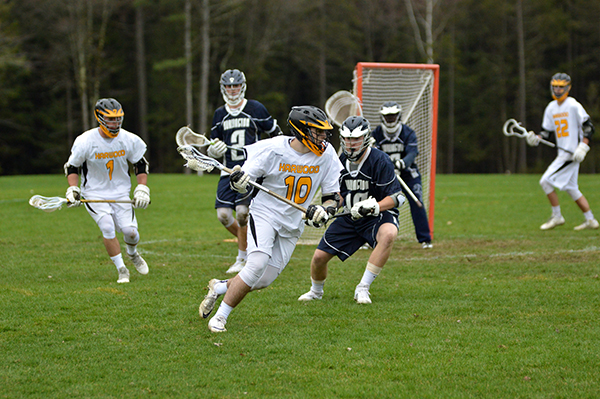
[540,155,580,192]
[246,213,299,273]
[85,201,138,233]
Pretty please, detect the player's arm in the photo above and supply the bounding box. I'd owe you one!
[305,192,342,228]
[582,119,594,145]
[133,157,150,208]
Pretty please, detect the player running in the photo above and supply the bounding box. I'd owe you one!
[525,73,597,230]
[298,116,406,304]
[208,69,282,274]
[199,106,343,332]
[64,98,151,283]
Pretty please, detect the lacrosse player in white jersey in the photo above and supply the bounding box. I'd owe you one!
[199,106,343,333]
[525,73,597,230]
[209,69,282,274]
[298,116,405,304]
[64,98,151,283]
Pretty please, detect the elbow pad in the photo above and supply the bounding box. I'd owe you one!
[134,157,150,175]
[583,119,594,141]
[64,162,79,177]
[539,128,554,141]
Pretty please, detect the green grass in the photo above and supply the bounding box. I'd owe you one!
[1,173,599,398]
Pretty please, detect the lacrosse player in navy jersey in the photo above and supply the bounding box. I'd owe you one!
[525,73,597,231]
[298,116,406,304]
[208,69,282,274]
[198,106,343,332]
[64,98,150,283]
[372,101,433,249]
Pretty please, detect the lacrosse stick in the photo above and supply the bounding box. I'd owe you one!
[177,145,310,216]
[175,126,235,150]
[29,195,134,213]
[503,119,572,154]
[396,175,423,208]
[324,90,362,127]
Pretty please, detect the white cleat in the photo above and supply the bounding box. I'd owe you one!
[540,215,565,230]
[226,257,246,274]
[117,267,130,283]
[422,242,433,249]
[128,252,149,275]
[298,290,323,301]
[208,315,227,333]
[574,219,600,231]
[354,284,372,304]
[199,279,227,319]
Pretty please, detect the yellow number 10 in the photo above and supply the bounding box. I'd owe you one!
[284,175,312,204]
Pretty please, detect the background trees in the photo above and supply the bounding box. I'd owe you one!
[1,0,599,175]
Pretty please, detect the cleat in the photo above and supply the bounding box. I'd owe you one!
[199,279,227,319]
[574,219,600,231]
[226,257,246,274]
[354,284,371,304]
[128,252,149,275]
[117,267,130,283]
[298,290,323,301]
[540,215,565,230]
[422,242,433,249]
[208,315,227,333]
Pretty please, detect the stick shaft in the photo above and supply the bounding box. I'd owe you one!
[81,199,134,204]
[396,175,423,208]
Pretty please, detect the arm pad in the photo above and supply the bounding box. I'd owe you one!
[583,119,594,141]
[540,128,554,141]
[64,163,79,176]
[134,157,149,175]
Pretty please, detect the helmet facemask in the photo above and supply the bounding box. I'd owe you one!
[340,116,371,162]
[379,101,402,134]
[287,106,333,156]
[550,73,571,103]
[94,98,124,138]
[220,69,247,107]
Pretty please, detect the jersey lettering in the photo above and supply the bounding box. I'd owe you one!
[95,149,126,159]
[345,179,370,191]
[284,175,313,204]
[223,118,251,130]
[380,143,404,153]
[278,163,320,174]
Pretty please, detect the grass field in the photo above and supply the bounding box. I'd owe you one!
[1,173,599,398]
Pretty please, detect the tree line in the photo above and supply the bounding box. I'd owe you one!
[1,0,599,175]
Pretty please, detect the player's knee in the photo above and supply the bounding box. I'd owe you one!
[311,249,330,267]
[539,179,554,195]
[97,216,116,240]
[376,226,398,248]
[566,189,583,201]
[121,226,139,245]
[235,205,249,227]
[237,252,278,290]
[216,208,235,228]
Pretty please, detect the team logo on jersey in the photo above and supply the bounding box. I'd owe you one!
[223,118,250,130]
[345,179,370,191]
[95,149,126,159]
[381,143,404,153]
[279,163,320,174]
[553,112,568,118]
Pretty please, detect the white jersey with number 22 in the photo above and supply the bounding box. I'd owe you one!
[542,96,590,157]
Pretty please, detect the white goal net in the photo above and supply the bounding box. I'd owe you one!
[299,62,439,245]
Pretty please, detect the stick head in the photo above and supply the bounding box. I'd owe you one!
[177,145,217,172]
[325,90,362,128]
[502,119,528,138]
[175,126,210,147]
[29,195,68,212]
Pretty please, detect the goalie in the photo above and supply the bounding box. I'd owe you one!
[525,73,598,231]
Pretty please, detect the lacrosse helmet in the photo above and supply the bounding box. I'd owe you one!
[550,73,571,103]
[379,101,402,134]
[94,98,124,138]
[287,106,333,156]
[220,69,247,107]
[340,116,371,162]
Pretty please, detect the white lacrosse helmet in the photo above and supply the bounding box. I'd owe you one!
[379,101,402,134]
[220,69,247,107]
[340,116,371,162]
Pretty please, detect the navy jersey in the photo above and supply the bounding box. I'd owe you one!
[210,99,277,169]
[371,124,419,170]
[339,147,402,214]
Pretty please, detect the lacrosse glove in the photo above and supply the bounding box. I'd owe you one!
[526,131,541,146]
[305,204,329,228]
[66,186,81,207]
[351,197,380,220]
[133,184,151,209]
[229,165,250,194]
[207,139,227,158]
[393,159,406,171]
[573,142,590,163]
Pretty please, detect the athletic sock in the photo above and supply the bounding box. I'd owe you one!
[583,210,594,221]
[214,281,229,295]
[310,279,325,294]
[238,250,247,261]
[126,244,137,256]
[551,206,561,218]
[110,254,126,270]
[359,262,383,287]
[215,301,234,321]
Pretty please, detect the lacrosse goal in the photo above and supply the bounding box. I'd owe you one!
[299,62,439,245]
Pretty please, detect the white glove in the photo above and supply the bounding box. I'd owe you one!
[351,197,380,219]
[393,159,405,171]
[306,205,329,227]
[133,184,151,209]
[526,131,540,146]
[66,186,81,207]
[229,165,250,194]
[573,142,590,163]
[184,159,213,173]
[207,139,227,158]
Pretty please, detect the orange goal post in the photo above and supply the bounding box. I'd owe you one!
[299,62,439,245]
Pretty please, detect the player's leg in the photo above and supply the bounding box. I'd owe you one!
[226,204,249,274]
[403,173,432,248]
[355,219,398,304]
[90,205,129,283]
[566,175,600,230]
[298,249,335,301]
[539,159,567,230]
[115,203,149,275]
